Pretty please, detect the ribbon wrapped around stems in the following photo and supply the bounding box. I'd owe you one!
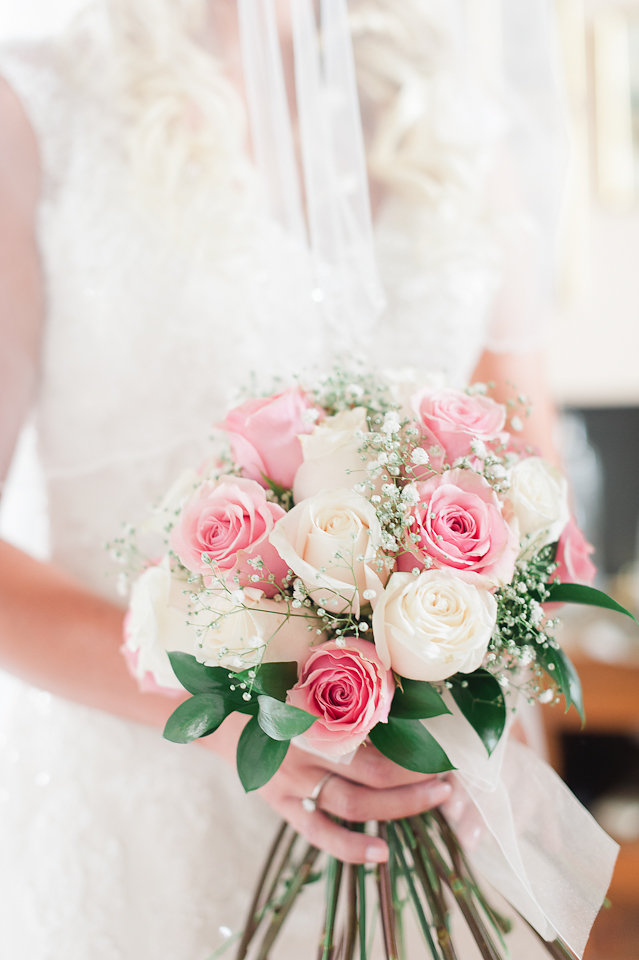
[423,698,619,959]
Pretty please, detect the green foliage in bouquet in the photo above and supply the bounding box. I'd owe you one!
[164,651,464,786]
[117,369,637,960]
[448,670,506,756]
[164,653,316,790]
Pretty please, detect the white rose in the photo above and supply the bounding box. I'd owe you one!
[124,558,208,692]
[372,570,497,682]
[125,561,319,688]
[507,456,569,552]
[293,407,371,502]
[269,488,389,615]
[196,588,321,670]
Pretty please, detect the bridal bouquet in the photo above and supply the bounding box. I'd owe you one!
[116,370,630,960]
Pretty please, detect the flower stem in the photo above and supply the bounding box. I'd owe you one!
[341,865,358,960]
[387,822,443,959]
[319,856,343,960]
[232,814,582,960]
[357,864,368,960]
[401,820,457,960]
[377,824,400,960]
[410,815,504,960]
[234,820,293,959]
[254,842,321,960]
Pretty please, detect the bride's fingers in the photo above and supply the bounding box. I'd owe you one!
[258,747,456,863]
[319,774,452,823]
[326,742,441,790]
[281,801,389,865]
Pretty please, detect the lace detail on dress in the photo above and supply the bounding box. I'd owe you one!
[2,29,500,575]
[0,21,504,959]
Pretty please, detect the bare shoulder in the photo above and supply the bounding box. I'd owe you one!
[0,73,40,214]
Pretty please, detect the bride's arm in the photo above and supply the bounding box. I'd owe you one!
[0,75,181,730]
[0,78,450,863]
[0,539,451,863]
[471,140,561,467]
[472,347,560,465]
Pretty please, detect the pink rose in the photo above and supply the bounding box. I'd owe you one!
[413,388,506,463]
[221,388,320,489]
[170,476,288,596]
[553,517,596,586]
[397,469,518,587]
[287,638,394,758]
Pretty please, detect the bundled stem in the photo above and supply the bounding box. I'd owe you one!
[377,823,400,960]
[356,863,368,960]
[234,820,293,959]
[388,822,443,959]
[223,813,587,960]
[319,857,344,960]
[409,815,500,960]
[342,866,358,960]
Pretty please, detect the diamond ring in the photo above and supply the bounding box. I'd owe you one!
[301,772,334,813]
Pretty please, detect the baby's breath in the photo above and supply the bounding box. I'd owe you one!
[489,544,560,699]
[310,365,397,418]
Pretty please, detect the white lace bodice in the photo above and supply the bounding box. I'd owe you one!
[0,22,507,960]
[2,33,500,593]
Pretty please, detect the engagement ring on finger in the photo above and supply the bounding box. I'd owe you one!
[301,773,334,813]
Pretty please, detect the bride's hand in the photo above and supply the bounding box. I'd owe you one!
[257,741,452,864]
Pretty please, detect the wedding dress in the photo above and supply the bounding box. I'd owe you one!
[0,2,576,957]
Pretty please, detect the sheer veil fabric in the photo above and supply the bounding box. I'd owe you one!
[0,2,615,958]
[238,0,385,345]
[237,0,567,353]
[0,0,566,357]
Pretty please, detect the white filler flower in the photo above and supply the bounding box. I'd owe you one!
[372,569,497,682]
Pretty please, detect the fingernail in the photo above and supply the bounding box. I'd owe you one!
[427,781,452,803]
[365,845,388,863]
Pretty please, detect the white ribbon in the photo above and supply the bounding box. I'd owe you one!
[424,698,618,958]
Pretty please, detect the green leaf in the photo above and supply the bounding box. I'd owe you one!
[163,693,227,743]
[449,670,506,756]
[236,716,290,791]
[546,582,636,621]
[390,678,451,720]
[167,652,231,696]
[235,661,298,701]
[257,695,316,741]
[168,653,257,715]
[537,643,585,725]
[260,473,292,504]
[369,717,454,774]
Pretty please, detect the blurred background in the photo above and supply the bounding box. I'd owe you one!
[544,2,639,957]
[0,0,638,957]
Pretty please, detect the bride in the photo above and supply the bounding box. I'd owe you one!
[0,1,563,956]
